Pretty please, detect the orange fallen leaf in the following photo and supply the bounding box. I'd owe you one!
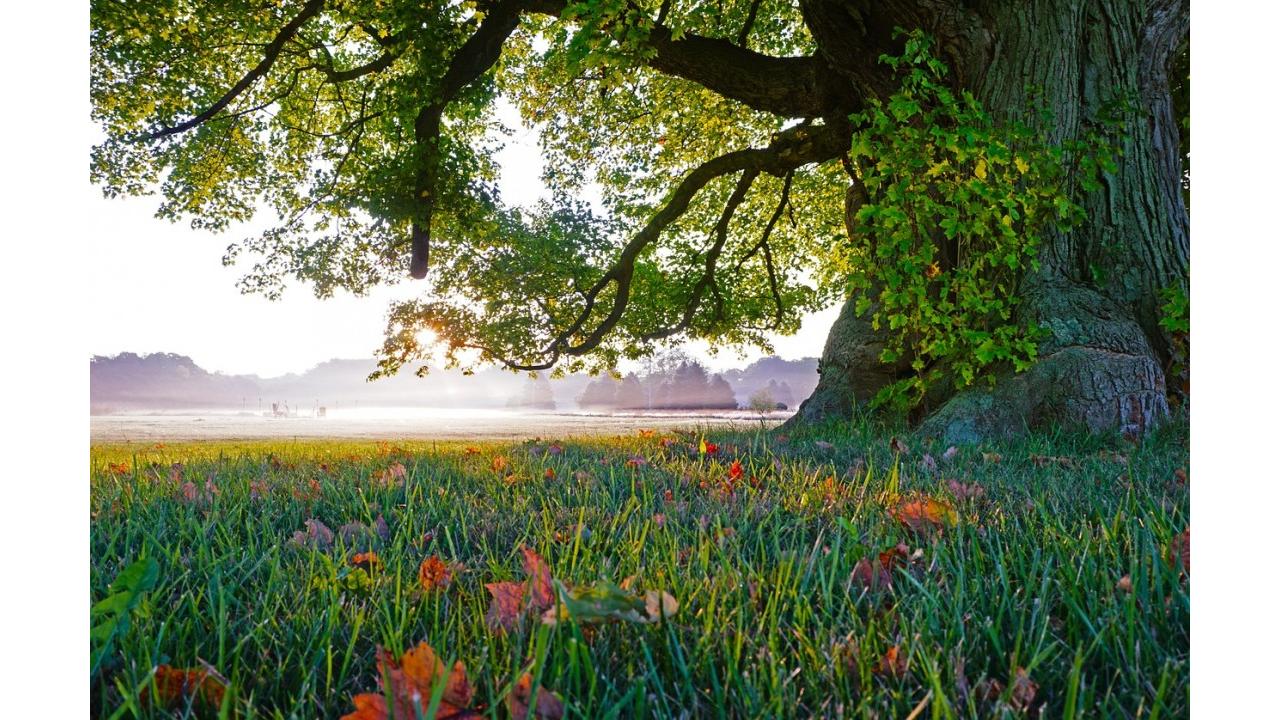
[419,556,456,593]
[146,664,226,710]
[342,642,478,720]
[728,460,744,482]
[352,552,381,571]
[507,673,564,720]
[875,645,909,678]
[891,496,957,534]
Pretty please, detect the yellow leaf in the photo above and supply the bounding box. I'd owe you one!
[1014,156,1030,174]
[974,159,988,180]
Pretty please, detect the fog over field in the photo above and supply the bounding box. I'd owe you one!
[90,351,816,440]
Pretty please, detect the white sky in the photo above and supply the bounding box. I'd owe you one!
[85,105,840,378]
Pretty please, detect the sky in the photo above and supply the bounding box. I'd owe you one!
[85,105,840,378]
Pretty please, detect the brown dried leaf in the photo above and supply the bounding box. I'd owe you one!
[1009,667,1038,712]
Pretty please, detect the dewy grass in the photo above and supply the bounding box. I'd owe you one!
[90,418,1189,719]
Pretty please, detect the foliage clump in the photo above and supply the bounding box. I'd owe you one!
[841,31,1121,410]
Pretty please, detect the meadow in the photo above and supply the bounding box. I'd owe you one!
[90,417,1189,719]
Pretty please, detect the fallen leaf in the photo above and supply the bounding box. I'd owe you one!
[373,462,407,486]
[291,519,334,550]
[343,642,478,720]
[946,479,986,502]
[891,496,957,534]
[352,552,381,571]
[146,664,226,710]
[643,589,679,622]
[507,673,564,720]
[1173,468,1187,487]
[1008,667,1038,712]
[1116,574,1132,593]
[521,547,555,611]
[728,460,744,482]
[890,437,909,455]
[850,544,909,592]
[544,467,556,480]
[419,556,456,593]
[875,645,909,678]
[981,452,1002,464]
[485,582,527,631]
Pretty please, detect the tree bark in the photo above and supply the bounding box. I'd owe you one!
[790,0,1189,442]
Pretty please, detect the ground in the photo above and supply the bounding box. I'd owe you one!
[90,417,1189,719]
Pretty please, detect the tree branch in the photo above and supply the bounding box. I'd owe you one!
[737,0,765,48]
[136,0,326,142]
[409,0,526,278]
[642,168,759,340]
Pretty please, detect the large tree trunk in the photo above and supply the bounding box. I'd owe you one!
[790,0,1189,442]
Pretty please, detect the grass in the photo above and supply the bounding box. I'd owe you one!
[90,417,1189,719]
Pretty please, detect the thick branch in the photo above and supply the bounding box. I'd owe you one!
[525,0,857,118]
[409,0,526,279]
[137,0,325,142]
[480,121,847,371]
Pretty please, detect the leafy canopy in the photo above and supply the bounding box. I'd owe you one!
[91,0,846,379]
[91,3,1107,398]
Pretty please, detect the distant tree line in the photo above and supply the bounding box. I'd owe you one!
[577,359,741,411]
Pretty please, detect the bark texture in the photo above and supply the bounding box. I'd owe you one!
[791,0,1189,441]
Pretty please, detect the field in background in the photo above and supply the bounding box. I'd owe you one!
[90,408,787,443]
[90,418,1189,718]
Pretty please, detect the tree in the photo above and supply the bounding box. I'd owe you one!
[91,0,1188,441]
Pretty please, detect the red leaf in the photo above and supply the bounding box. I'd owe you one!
[521,547,555,611]
[485,581,527,631]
